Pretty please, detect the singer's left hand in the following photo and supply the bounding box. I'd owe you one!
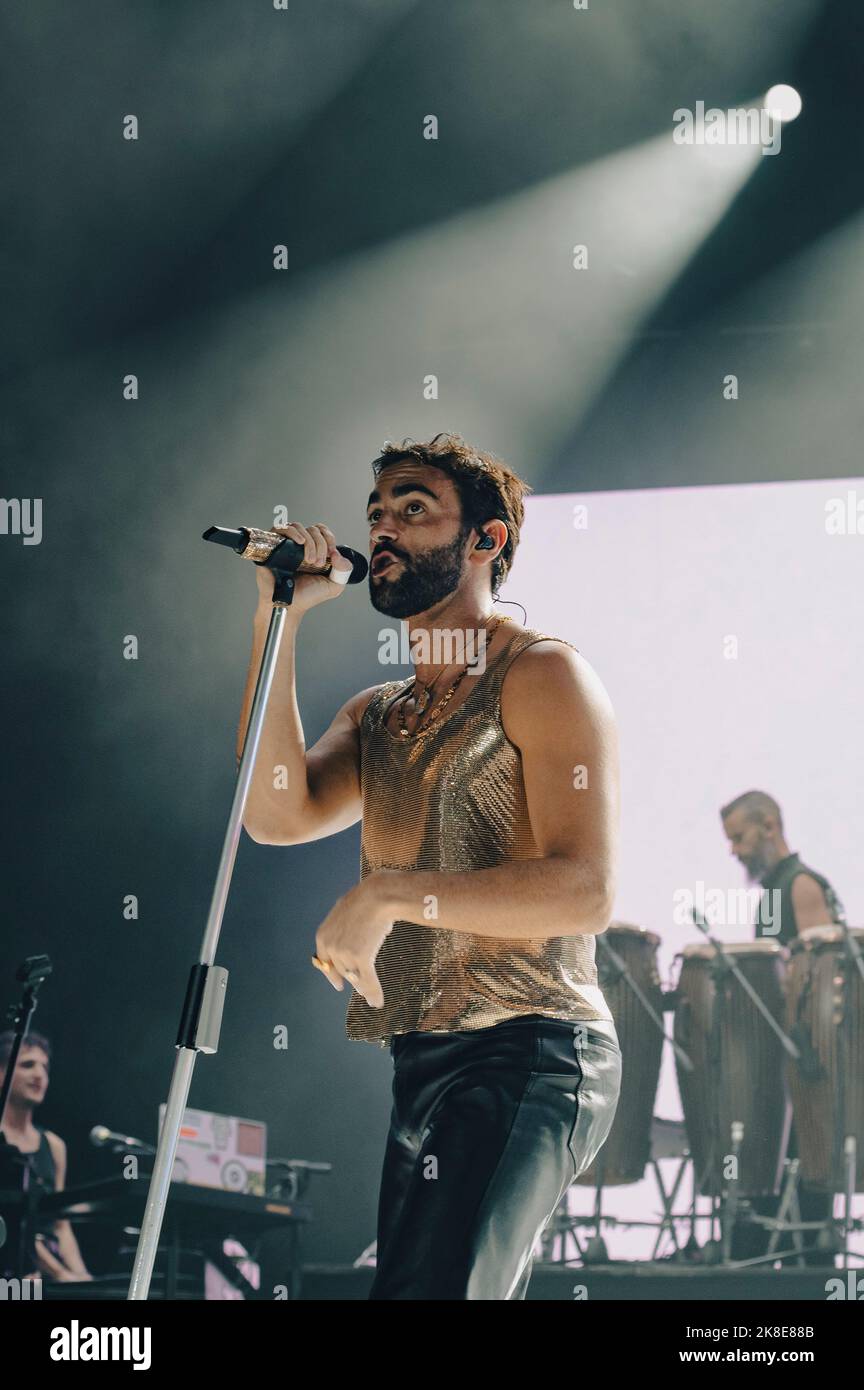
[314,873,398,1008]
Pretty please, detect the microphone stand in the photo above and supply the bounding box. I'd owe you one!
[690,913,800,1062]
[128,563,302,1300]
[597,933,694,1073]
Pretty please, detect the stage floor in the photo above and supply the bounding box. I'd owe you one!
[298,1262,842,1301]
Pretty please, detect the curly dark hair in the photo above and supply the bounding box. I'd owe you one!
[0,1029,52,1070]
[370,432,532,597]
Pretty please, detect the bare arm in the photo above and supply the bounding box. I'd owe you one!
[35,1136,91,1281]
[236,521,377,846]
[380,641,620,937]
[791,873,835,934]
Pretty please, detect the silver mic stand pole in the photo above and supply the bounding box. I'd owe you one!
[128,529,362,1300]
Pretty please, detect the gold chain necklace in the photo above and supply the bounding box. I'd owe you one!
[396,615,510,739]
[412,665,448,715]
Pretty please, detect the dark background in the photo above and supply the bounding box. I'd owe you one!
[1,0,861,1270]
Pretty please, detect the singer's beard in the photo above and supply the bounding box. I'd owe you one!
[369,530,469,619]
[742,845,768,884]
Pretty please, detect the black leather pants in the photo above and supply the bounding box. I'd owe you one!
[369,1013,622,1300]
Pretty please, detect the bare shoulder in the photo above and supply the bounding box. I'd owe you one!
[342,682,395,729]
[791,873,829,905]
[44,1130,66,1160]
[502,638,616,723]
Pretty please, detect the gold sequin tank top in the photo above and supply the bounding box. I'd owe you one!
[345,624,613,1044]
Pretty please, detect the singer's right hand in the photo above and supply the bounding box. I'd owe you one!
[254,523,353,615]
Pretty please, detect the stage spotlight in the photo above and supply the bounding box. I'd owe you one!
[764,84,802,123]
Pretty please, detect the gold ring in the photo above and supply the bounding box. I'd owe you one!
[311,955,336,975]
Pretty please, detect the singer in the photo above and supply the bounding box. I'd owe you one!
[236,433,622,1300]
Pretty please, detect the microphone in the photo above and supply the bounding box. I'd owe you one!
[203,525,368,584]
[90,1124,155,1154]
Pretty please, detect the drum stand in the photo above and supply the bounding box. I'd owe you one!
[537,924,864,1271]
[539,935,696,1265]
[543,1127,860,1269]
[647,1119,693,1259]
[540,1134,701,1266]
[707,1129,860,1269]
[730,923,864,1271]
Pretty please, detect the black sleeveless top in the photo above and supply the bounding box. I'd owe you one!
[27,1128,57,1193]
[0,1126,56,1191]
[755,852,846,946]
[0,1128,58,1276]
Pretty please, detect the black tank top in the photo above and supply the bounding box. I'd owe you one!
[0,1126,56,1191]
[0,1127,58,1275]
[755,851,846,946]
[27,1128,57,1193]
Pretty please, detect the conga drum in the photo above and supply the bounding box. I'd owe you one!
[674,940,790,1197]
[575,922,663,1187]
[786,925,864,1192]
